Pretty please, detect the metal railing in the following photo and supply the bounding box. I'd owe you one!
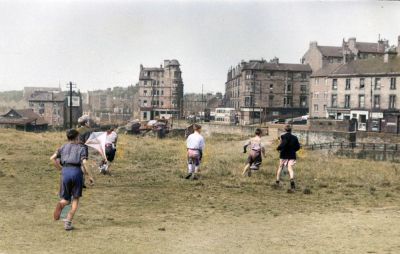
[304,142,400,152]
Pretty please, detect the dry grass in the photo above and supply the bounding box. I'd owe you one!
[1,129,400,253]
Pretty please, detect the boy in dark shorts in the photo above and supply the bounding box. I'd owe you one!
[242,128,266,177]
[50,129,94,230]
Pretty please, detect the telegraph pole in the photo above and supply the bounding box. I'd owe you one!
[66,82,76,129]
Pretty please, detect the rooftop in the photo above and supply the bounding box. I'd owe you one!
[242,61,312,72]
[318,46,343,58]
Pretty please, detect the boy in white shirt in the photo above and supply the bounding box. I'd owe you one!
[185,124,205,180]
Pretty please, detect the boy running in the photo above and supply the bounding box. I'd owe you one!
[276,124,300,192]
[185,124,205,180]
[50,129,94,230]
[242,128,266,177]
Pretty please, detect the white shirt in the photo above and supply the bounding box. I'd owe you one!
[186,132,205,150]
[106,131,118,147]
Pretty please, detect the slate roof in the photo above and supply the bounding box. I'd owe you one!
[356,42,382,53]
[311,63,342,77]
[331,56,400,76]
[242,61,312,72]
[311,56,400,77]
[318,46,343,58]
[0,109,48,125]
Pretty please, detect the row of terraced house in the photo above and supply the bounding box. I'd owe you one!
[222,35,400,130]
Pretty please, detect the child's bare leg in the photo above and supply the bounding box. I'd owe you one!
[66,198,79,221]
[276,162,284,182]
[287,164,294,180]
[242,164,250,176]
[54,199,70,220]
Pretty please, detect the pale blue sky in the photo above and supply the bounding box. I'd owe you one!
[0,0,399,93]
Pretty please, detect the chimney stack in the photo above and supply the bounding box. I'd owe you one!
[309,41,318,49]
[270,57,279,64]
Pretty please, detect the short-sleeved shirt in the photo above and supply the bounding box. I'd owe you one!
[106,131,118,147]
[186,132,205,151]
[56,143,88,166]
[244,136,264,152]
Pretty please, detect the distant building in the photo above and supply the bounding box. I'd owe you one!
[23,87,61,100]
[225,58,311,124]
[0,108,48,131]
[137,60,184,120]
[309,36,400,132]
[87,86,137,124]
[302,37,389,73]
[28,90,65,126]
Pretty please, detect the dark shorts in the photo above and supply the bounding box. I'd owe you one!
[60,167,83,201]
[105,145,116,162]
[247,150,262,165]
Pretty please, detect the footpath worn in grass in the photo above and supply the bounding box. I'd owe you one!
[1,129,400,253]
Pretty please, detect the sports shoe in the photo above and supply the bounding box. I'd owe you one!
[64,219,73,231]
[184,173,192,179]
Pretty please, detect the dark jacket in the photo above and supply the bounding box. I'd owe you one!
[277,132,300,160]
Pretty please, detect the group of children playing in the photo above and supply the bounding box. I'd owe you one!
[50,120,299,231]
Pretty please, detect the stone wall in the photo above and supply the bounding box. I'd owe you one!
[173,122,267,137]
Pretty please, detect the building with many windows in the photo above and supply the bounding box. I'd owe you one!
[137,60,184,120]
[225,58,311,124]
[310,37,400,132]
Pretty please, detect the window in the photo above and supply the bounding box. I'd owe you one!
[245,72,253,80]
[143,100,148,106]
[390,77,397,90]
[360,78,365,89]
[323,104,327,111]
[332,79,337,90]
[389,95,396,109]
[269,84,273,89]
[161,90,164,96]
[300,96,307,107]
[331,95,337,107]
[143,90,147,96]
[160,101,164,106]
[374,78,381,90]
[359,95,365,108]
[301,73,307,79]
[300,85,307,93]
[268,95,274,107]
[345,79,351,90]
[287,84,292,92]
[345,95,350,108]
[374,95,380,109]
[284,96,293,107]
[245,97,251,107]
[314,104,319,112]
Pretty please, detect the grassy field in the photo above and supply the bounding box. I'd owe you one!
[1,129,400,253]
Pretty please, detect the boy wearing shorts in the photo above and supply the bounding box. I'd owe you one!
[50,129,94,230]
[185,124,205,180]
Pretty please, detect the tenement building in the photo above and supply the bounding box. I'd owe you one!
[137,60,184,120]
[309,36,400,132]
[303,37,389,73]
[225,58,312,124]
